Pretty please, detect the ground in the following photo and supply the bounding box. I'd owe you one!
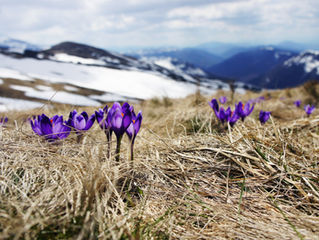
[0,82,319,239]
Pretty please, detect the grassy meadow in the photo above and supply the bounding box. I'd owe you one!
[0,82,319,239]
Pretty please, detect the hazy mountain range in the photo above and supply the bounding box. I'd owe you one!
[0,36,319,111]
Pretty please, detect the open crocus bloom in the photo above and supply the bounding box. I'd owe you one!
[110,102,132,139]
[304,105,315,116]
[237,101,254,121]
[259,110,271,125]
[30,114,71,141]
[126,108,143,144]
[68,110,95,133]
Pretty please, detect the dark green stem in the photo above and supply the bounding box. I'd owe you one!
[115,135,122,162]
[130,142,134,162]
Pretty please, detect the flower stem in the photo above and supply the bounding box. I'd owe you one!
[130,142,134,162]
[115,135,122,162]
[105,130,112,159]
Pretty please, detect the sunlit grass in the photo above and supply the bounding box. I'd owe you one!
[0,83,319,239]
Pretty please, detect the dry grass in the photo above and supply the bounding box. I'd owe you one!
[0,84,319,239]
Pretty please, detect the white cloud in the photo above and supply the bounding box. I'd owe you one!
[0,0,319,48]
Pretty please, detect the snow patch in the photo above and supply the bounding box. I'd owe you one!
[0,54,200,99]
[90,93,127,102]
[50,53,106,66]
[0,96,43,112]
[0,67,33,81]
[0,79,3,84]
[284,52,319,74]
[9,84,100,106]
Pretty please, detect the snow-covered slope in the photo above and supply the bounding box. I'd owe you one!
[255,50,319,88]
[284,50,319,74]
[0,37,41,54]
[0,40,252,111]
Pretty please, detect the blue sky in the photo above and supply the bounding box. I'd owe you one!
[1,0,319,50]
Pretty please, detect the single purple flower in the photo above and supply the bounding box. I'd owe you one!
[0,117,8,125]
[219,96,227,104]
[294,100,301,107]
[68,110,95,133]
[110,104,132,139]
[238,101,254,121]
[108,102,132,161]
[304,105,315,116]
[259,111,271,125]
[30,114,70,141]
[126,110,143,144]
[126,107,143,161]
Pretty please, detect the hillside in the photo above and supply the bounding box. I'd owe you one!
[207,47,296,83]
[127,47,223,69]
[0,82,318,239]
[254,50,319,88]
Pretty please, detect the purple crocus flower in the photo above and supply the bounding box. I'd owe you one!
[68,110,95,133]
[95,105,115,159]
[259,111,271,125]
[126,109,143,143]
[209,99,241,127]
[237,101,254,121]
[30,114,71,141]
[304,105,315,116]
[110,102,132,139]
[126,107,143,161]
[294,100,301,107]
[0,117,8,125]
[107,102,132,161]
[219,96,227,104]
[67,110,95,142]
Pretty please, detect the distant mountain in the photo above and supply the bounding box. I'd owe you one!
[195,41,249,58]
[0,37,41,54]
[127,47,223,69]
[1,40,257,109]
[207,46,297,83]
[253,50,319,88]
[275,41,319,53]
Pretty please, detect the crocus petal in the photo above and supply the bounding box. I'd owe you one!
[57,124,71,139]
[122,102,130,111]
[81,111,89,122]
[95,109,104,125]
[74,114,86,130]
[40,115,53,136]
[126,123,134,139]
[122,109,132,130]
[30,119,43,136]
[111,110,123,129]
[134,111,143,134]
[84,114,95,130]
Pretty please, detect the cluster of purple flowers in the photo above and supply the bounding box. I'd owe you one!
[294,100,315,116]
[29,102,142,161]
[95,102,142,161]
[209,98,260,126]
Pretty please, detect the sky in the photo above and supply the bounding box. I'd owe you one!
[1,0,319,50]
